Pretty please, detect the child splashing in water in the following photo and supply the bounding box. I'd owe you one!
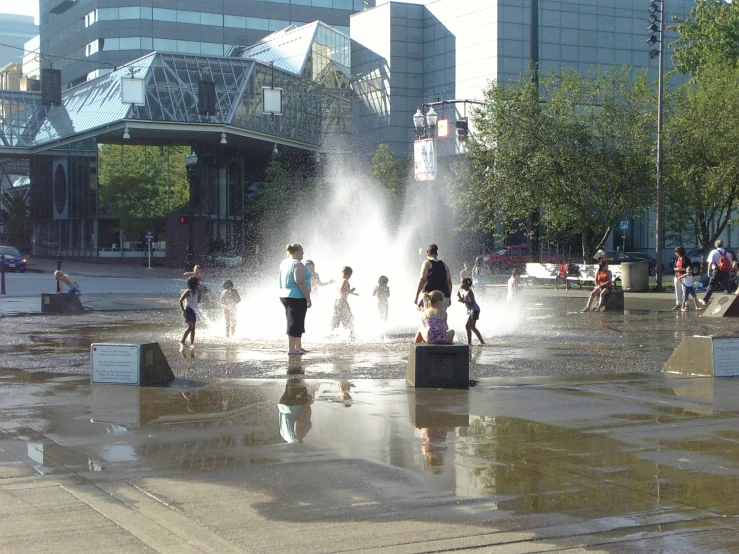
[179,276,201,351]
[373,275,390,322]
[457,278,485,345]
[414,290,455,344]
[331,266,358,340]
[220,280,241,337]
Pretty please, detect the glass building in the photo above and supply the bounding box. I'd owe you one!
[40,0,374,88]
[0,22,352,261]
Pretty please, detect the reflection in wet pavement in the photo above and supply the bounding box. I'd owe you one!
[1,370,739,551]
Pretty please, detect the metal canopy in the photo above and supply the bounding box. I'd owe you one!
[0,22,352,154]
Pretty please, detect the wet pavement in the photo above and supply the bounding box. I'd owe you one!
[1,371,738,552]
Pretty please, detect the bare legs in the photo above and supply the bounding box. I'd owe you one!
[465,320,485,345]
[181,322,195,348]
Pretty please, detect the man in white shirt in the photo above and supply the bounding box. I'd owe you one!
[699,239,735,305]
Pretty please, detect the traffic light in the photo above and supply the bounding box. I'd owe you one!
[179,216,191,225]
[456,119,469,141]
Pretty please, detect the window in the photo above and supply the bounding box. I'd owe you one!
[97,8,118,20]
[201,43,224,55]
[177,40,201,54]
[177,11,200,24]
[119,7,140,19]
[85,39,100,56]
[154,38,177,51]
[85,10,97,27]
[201,12,223,26]
[153,8,176,22]
[247,17,269,31]
[225,15,246,28]
[120,37,141,50]
[141,37,153,50]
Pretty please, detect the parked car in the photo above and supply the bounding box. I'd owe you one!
[479,245,564,273]
[0,246,27,273]
[668,248,704,276]
[602,251,657,276]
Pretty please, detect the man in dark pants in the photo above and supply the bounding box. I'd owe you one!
[699,239,735,305]
[414,244,453,310]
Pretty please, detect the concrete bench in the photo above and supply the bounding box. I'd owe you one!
[406,343,469,389]
[41,293,85,315]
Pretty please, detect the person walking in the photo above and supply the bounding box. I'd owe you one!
[699,239,735,306]
[279,243,312,355]
[414,244,453,311]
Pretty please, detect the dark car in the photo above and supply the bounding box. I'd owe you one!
[0,246,27,273]
[603,251,657,276]
[668,248,704,276]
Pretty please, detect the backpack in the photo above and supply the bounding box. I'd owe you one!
[717,250,731,272]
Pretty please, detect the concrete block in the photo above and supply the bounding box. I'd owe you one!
[663,335,739,377]
[406,343,469,389]
[700,294,739,317]
[91,343,174,386]
[604,290,624,312]
[41,293,85,315]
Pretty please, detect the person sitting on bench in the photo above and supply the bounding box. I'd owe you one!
[582,261,612,312]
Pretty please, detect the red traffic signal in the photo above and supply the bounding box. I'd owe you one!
[179,216,191,224]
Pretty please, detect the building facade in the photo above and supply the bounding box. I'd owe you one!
[351,0,694,160]
[40,0,374,88]
[0,14,38,68]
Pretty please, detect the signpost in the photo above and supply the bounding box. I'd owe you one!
[620,220,629,253]
[413,138,437,181]
[145,231,154,269]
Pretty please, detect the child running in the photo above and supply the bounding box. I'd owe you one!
[457,278,485,345]
[373,275,390,322]
[179,276,201,351]
[680,272,702,312]
[220,280,241,337]
[414,290,455,344]
[331,266,358,339]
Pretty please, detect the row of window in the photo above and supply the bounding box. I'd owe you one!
[84,0,360,28]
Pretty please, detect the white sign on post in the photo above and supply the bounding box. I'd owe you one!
[262,87,283,115]
[711,337,739,377]
[414,138,436,181]
[91,344,140,384]
[121,77,146,106]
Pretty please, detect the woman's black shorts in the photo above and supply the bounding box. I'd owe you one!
[281,297,308,337]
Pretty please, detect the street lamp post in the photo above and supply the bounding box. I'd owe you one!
[647,0,666,291]
[184,150,198,272]
[413,105,438,139]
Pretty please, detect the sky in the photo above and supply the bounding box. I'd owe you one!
[0,1,39,24]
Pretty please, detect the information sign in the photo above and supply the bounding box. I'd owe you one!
[91,344,140,384]
[711,337,739,377]
[145,231,154,243]
[620,220,629,230]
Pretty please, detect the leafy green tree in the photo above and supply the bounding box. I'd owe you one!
[663,62,739,269]
[370,143,403,197]
[0,189,31,249]
[97,144,190,238]
[672,0,739,77]
[454,67,655,261]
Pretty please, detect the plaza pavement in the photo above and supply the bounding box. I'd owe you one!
[2,258,739,552]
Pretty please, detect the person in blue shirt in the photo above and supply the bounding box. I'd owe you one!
[279,243,312,355]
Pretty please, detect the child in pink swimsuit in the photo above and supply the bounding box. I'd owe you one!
[414,290,455,344]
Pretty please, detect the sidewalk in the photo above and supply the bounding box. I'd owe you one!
[0,372,737,552]
[24,257,185,279]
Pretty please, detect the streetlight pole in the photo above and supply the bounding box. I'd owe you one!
[648,0,665,291]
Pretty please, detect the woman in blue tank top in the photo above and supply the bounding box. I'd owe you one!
[279,243,312,355]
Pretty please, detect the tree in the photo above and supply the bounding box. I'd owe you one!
[672,0,739,77]
[453,67,655,261]
[663,62,739,270]
[97,144,190,239]
[0,189,31,248]
[370,143,403,197]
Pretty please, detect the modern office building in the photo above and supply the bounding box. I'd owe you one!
[351,0,694,160]
[40,0,374,88]
[0,14,38,68]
